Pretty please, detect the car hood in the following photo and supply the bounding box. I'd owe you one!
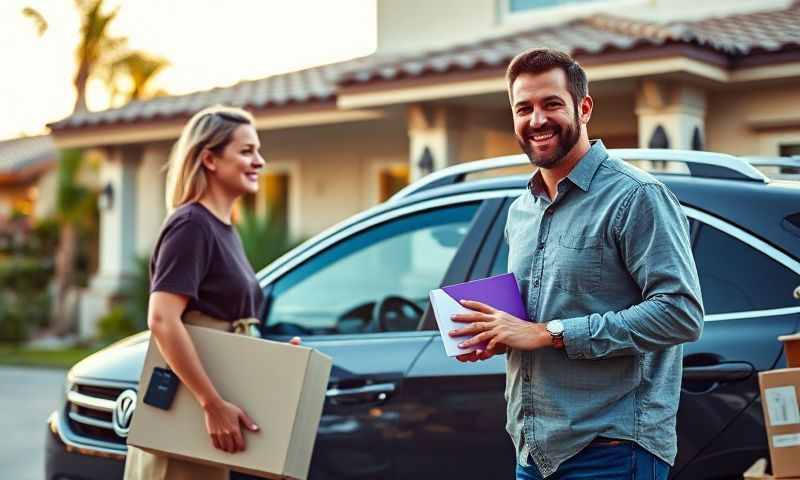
[69,331,151,385]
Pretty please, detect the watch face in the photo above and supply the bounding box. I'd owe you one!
[547,320,564,335]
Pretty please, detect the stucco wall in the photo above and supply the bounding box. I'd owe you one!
[377,0,497,54]
[260,116,408,239]
[706,84,800,156]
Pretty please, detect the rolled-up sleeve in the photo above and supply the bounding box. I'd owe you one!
[562,183,704,359]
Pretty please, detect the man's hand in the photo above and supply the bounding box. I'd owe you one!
[449,299,550,354]
[456,344,507,362]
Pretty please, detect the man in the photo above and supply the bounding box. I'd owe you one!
[449,48,704,479]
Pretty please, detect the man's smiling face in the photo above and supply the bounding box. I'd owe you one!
[511,68,581,169]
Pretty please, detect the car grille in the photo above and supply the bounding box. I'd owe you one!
[66,384,128,446]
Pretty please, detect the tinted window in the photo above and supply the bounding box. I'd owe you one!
[265,203,479,336]
[693,223,800,314]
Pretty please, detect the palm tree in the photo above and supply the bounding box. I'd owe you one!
[107,51,170,105]
[23,1,168,336]
[49,149,98,335]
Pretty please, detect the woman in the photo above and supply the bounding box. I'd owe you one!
[124,105,300,480]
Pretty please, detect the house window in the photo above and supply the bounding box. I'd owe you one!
[261,171,290,227]
[377,164,409,202]
[236,169,292,229]
[507,0,604,13]
[780,144,800,156]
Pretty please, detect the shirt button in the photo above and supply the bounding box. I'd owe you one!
[533,279,540,288]
[538,242,545,249]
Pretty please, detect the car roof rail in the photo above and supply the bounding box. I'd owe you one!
[390,148,769,201]
[742,156,800,170]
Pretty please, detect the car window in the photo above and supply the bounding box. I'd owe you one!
[693,223,800,314]
[265,203,480,336]
[487,217,800,315]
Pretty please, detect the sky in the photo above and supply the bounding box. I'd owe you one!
[0,0,377,141]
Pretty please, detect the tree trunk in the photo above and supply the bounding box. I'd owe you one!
[50,222,78,335]
[73,61,90,113]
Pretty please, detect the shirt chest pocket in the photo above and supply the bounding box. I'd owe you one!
[553,233,603,294]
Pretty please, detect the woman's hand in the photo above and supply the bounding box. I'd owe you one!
[202,398,259,454]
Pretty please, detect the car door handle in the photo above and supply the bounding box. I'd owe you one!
[326,382,396,399]
[682,362,754,382]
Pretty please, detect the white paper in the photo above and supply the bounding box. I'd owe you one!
[765,386,800,426]
[429,289,480,357]
[773,433,800,448]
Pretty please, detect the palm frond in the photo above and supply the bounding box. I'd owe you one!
[22,7,48,36]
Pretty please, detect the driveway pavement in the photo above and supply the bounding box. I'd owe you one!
[0,366,67,480]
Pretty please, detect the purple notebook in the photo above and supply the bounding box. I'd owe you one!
[429,273,528,357]
[441,273,528,321]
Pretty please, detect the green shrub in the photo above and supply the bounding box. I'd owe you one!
[0,257,53,291]
[97,255,150,342]
[0,295,28,343]
[237,209,299,271]
[97,305,138,343]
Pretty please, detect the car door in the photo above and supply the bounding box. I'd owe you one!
[394,198,515,479]
[246,195,491,480]
[672,208,800,479]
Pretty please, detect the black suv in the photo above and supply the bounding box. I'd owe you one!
[46,149,800,480]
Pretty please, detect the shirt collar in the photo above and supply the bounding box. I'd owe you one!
[566,139,607,192]
[526,139,608,198]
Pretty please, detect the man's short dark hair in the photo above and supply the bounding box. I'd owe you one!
[506,48,588,107]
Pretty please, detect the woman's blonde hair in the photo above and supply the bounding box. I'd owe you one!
[165,105,255,212]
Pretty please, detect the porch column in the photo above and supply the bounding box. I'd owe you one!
[636,80,707,151]
[79,145,140,338]
[407,104,463,181]
[136,144,169,257]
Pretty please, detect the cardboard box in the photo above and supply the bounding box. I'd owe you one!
[128,325,332,480]
[759,368,800,478]
[778,333,800,368]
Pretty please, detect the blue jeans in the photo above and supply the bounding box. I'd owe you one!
[516,442,670,480]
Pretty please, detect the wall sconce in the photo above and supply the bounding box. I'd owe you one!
[98,182,114,210]
[417,146,434,176]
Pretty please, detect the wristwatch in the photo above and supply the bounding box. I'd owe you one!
[546,319,565,350]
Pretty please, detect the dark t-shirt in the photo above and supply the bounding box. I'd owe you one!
[149,202,264,321]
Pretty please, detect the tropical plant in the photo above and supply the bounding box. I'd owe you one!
[23,0,169,112]
[22,1,167,336]
[96,254,150,342]
[49,149,98,335]
[24,0,127,113]
[236,208,299,272]
[106,51,170,105]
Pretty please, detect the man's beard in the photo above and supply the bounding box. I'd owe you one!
[518,114,580,169]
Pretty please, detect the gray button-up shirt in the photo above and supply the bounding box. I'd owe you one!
[504,140,704,477]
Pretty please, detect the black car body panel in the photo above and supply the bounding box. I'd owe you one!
[46,152,800,480]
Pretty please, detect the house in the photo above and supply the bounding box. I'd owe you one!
[0,135,57,226]
[47,0,800,337]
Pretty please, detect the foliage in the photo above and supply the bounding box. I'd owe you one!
[0,296,28,343]
[96,255,150,342]
[0,257,53,293]
[0,258,52,343]
[56,149,97,225]
[236,208,300,272]
[28,218,61,257]
[107,51,170,105]
[96,306,137,343]
[22,0,168,111]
